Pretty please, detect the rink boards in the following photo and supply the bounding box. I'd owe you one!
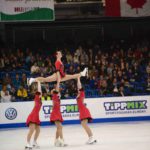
[0,96,150,128]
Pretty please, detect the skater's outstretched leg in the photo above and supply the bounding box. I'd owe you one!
[28,68,88,85]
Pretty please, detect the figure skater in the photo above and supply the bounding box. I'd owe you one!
[25,81,42,149]
[28,51,88,85]
[76,77,97,144]
[50,86,67,147]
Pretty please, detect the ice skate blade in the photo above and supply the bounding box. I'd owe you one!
[86,140,97,145]
[25,146,32,150]
[55,143,68,147]
[33,145,40,149]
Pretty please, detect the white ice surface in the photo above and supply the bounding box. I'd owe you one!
[0,121,150,150]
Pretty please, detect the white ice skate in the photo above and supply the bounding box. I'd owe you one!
[27,78,35,86]
[80,68,88,77]
[59,139,68,147]
[33,142,40,149]
[25,143,33,150]
[54,139,61,147]
[86,136,97,145]
[54,139,67,147]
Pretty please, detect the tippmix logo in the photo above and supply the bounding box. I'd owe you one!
[104,100,147,111]
[5,108,17,120]
[43,104,79,114]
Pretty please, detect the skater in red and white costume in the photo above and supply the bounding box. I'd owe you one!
[28,51,88,85]
[25,81,42,149]
[76,77,97,144]
[50,86,67,147]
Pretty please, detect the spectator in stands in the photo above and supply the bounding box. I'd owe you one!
[9,86,16,102]
[75,46,82,61]
[146,62,150,77]
[46,60,55,75]
[132,62,140,81]
[41,92,51,101]
[76,66,81,73]
[127,68,135,82]
[21,73,27,88]
[67,65,75,75]
[4,55,11,71]
[68,82,77,98]
[13,74,21,89]
[17,85,28,101]
[100,79,108,96]
[25,51,32,66]
[107,63,114,75]
[0,56,5,71]
[73,53,79,64]
[120,58,125,70]
[80,50,87,65]
[66,51,73,64]
[94,55,99,66]
[118,86,125,96]
[88,49,93,66]
[112,78,119,96]
[117,70,123,83]
[0,85,12,102]
[31,62,40,74]
[63,88,70,99]
[146,77,150,93]
[90,65,98,79]
[106,74,113,93]
[40,63,47,76]
[37,56,43,67]
[2,73,12,85]
[89,76,97,89]
[97,75,103,89]
[84,51,89,65]
[9,54,17,71]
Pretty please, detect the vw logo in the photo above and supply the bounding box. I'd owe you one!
[5,108,17,120]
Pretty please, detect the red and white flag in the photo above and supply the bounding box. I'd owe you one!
[105,0,150,17]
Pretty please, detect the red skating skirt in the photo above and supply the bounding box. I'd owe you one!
[50,109,63,123]
[26,113,40,126]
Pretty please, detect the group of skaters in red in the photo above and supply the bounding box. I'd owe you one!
[25,51,97,149]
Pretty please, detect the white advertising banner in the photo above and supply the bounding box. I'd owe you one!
[0,0,54,21]
[0,96,150,127]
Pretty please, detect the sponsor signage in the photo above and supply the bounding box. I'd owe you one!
[0,96,150,128]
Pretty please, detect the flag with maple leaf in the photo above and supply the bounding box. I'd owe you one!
[105,0,150,17]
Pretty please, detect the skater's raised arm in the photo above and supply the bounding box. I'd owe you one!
[37,81,42,94]
[77,77,82,90]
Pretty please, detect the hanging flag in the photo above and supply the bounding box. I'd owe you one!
[0,0,55,21]
[105,0,150,17]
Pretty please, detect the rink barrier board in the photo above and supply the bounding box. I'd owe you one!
[0,116,150,129]
[0,96,150,128]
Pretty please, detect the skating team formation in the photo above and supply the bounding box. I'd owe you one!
[25,51,97,149]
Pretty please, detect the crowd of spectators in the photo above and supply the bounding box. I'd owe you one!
[0,39,150,102]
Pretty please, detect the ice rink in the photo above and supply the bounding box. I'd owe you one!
[0,121,150,150]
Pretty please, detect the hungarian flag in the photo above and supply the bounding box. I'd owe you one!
[105,0,150,17]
